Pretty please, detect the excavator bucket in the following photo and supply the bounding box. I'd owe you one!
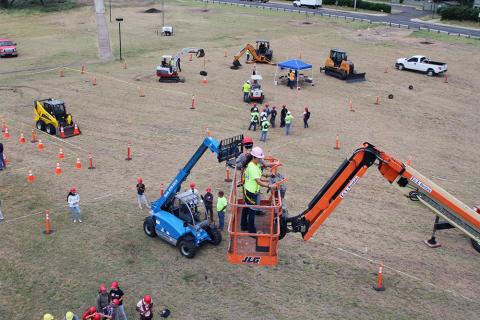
[195,49,205,58]
[231,59,241,70]
[346,72,366,83]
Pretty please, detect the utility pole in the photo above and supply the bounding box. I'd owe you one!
[161,0,165,28]
[116,17,123,60]
[109,0,112,23]
[354,0,357,11]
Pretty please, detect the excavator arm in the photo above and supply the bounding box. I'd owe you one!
[281,142,480,251]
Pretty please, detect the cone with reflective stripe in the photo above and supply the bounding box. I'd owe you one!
[202,76,207,85]
[75,158,82,169]
[3,127,10,139]
[92,74,97,86]
[60,126,66,138]
[88,153,95,170]
[373,262,385,291]
[19,132,26,144]
[73,124,80,135]
[27,169,35,183]
[191,94,196,109]
[58,148,65,160]
[224,168,232,182]
[348,99,355,112]
[43,209,53,235]
[334,135,340,150]
[55,163,62,175]
[37,140,44,150]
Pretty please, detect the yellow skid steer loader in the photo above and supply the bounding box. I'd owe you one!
[34,98,81,138]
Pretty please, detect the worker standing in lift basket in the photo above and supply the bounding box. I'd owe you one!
[241,147,277,233]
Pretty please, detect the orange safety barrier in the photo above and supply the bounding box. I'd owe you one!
[227,157,286,266]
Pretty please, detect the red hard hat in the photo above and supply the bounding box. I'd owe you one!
[93,314,101,320]
[144,294,152,304]
[242,136,253,145]
[99,284,106,293]
[111,281,119,289]
[88,306,96,314]
[137,177,143,183]
[206,187,212,192]
[189,182,195,189]
[70,187,76,193]
[113,298,120,306]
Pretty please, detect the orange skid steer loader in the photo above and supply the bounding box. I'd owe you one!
[34,98,81,138]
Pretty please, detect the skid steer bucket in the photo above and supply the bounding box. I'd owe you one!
[56,124,81,138]
[346,72,366,83]
[194,49,205,58]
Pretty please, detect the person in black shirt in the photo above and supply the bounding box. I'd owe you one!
[303,107,311,128]
[280,105,288,128]
[270,106,277,128]
[109,281,127,320]
[0,142,4,170]
[203,187,214,222]
[136,178,150,210]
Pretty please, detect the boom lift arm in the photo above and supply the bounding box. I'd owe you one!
[151,135,243,213]
[281,142,480,251]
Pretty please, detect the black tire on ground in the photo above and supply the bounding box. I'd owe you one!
[472,238,480,253]
[143,217,157,238]
[36,120,45,131]
[206,226,222,245]
[45,124,56,135]
[427,69,434,77]
[177,239,198,258]
[388,94,394,99]
[408,85,414,90]
[398,64,404,71]
[200,70,208,76]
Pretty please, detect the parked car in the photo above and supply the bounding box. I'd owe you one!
[0,38,17,57]
[293,0,322,8]
[395,55,447,76]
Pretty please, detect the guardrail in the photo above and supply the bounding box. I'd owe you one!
[196,0,480,40]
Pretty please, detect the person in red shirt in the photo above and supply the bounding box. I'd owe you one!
[82,306,97,320]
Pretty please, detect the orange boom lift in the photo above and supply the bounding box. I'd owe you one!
[280,142,480,254]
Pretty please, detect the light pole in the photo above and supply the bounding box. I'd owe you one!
[354,0,357,11]
[116,17,123,60]
[109,0,112,23]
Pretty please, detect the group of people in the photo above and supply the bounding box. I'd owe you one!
[42,281,167,320]
[247,104,310,140]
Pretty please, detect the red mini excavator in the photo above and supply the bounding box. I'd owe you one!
[280,142,480,253]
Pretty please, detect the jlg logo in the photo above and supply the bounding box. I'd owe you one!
[241,256,261,264]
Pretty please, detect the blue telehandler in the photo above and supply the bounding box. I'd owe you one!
[143,134,243,258]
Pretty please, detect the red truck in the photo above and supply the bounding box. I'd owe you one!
[0,38,18,57]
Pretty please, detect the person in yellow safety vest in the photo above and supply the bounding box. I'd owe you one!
[288,70,295,89]
[248,107,260,131]
[241,146,277,233]
[243,80,251,103]
[43,314,55,320]
[259,116,270,142]
[285,111,293,136]
[246,49,251,61]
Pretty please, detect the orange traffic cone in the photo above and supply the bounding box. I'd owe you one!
[27,169,35,183]
[60,126,66,138]
[138,87,145,97]
[59,67,64,77]
[81,64,85,74]
[3,127,10,139]
[189,53,193,61]
[444,74,448,83]
[73,124,80,135]
[55,163,62,175]
[224,51,227,58]
[123,60,128,69]
[19,131,26,144]
[373,262,385,291]
[224,168,232,182]
[75,158,82,169]
[407,155,412,166]
[191,94,196,109]
[349,99,355,112]
[58,148,65,159]
[160,183,164,196]
[202,76,207,85]
[92,74,97,86]
[88,153,95,169]
[205,127,211,137]
[43,209,53,235]
[374,96,380,105]
[31,129,37,143]
[334,135,340,150]
[37,139,44,150]
[125,143,132,161]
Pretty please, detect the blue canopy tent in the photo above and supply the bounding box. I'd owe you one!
[274,59,314,89]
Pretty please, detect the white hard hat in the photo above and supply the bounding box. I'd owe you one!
[287,111,291,115]
[251,146,264,159]
[246,80,250,84]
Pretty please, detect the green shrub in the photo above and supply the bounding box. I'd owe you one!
[438,6,480,21]
[323,0,391,13]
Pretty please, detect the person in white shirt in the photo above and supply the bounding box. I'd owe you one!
[0,199,4,222]
[136,295,153,320]
[67,187,82,223]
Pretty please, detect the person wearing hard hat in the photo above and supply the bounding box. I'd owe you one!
[242,80,251,103]
[101,298,120,320]
[136,295,153,320]
[64,311,79,320]
[248,107,260,131]
[109,282,127,320]
[44,314,55,320]
[216,190,228,231]
[136,178,150,210]
[259,116,270,142]
[81,306,96,320]
[96,284,109,315]
[203,187,214,223]
[241,146,277,233]
[284,111,294,136]
[235,136,254,170]
[67,187,81,223]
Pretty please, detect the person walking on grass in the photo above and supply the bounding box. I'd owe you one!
[280,105,288,128]
[204,187,214,223]
[101,299,119,320]
[136,295,153,320]
[96,284,109,316]
[242,80,251,103]
[259,116,270,142]
[248,107,260,131]
[0,199,4,223]
[270,106,277,128]
[303,107,310,128]
[216,190,228,231]
[109,282,127,320]
[136,178,150,210]
[68,187,82,223]
[0,142,4,170]
[285,111,293,136]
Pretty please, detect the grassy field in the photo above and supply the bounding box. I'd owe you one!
[0,0,479,319]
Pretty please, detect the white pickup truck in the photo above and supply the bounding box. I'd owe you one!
[395,55,447,76]
[293,0,322,9]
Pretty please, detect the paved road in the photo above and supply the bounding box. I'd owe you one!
[212,0,480,38]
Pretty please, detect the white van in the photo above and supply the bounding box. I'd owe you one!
[293,0,322,8]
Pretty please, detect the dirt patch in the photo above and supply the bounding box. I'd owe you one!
[143,8,162,13]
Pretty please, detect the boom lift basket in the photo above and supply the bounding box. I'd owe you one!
[227,157,285,266]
